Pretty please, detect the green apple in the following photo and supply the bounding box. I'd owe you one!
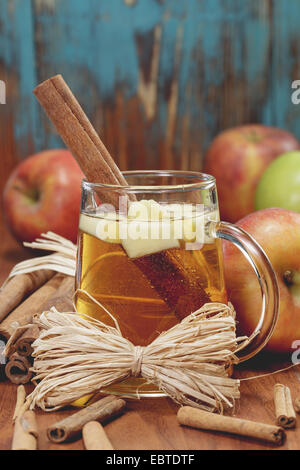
[204,125,299,222]
[255,151,300,212]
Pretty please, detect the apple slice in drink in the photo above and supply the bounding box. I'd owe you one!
[80,200,212,321]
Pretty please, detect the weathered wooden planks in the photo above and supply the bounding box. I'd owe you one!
[0,0,300,183]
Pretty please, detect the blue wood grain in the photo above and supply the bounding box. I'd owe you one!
[0,0,39,155]
[0,0,299,171]
[265,0,300,136]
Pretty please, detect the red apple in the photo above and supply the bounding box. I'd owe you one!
[3,149,84,244]
[204,125,299,222]
[223,208,300,353]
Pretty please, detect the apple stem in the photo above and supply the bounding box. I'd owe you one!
[283,270,300,287]
[12,185,41,205]
[283,270,293,286]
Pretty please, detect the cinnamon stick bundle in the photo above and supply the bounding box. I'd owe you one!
[0,272,70,341]
[13,275,74,356]
[177,406,286,446]
[14,325,41,357]
[0,269,54,323]
[4,274,75,384]
[5,325,41,358]
[33,75,210,320]
[47,395,125,443]
[5,352,33,384]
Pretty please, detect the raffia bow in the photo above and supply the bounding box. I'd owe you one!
[26,297,251,413]
[2,233,253,414]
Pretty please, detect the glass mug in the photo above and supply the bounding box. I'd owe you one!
[75,171,279,397]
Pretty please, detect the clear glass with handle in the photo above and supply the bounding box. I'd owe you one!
[76,170,279,396]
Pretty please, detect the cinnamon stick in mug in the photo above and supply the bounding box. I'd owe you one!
[34,75,126,206]
[47,395,126,443]
[33,75,210,320]
[177,406,286,446]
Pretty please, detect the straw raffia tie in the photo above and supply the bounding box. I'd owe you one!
[131,345,145,377]
[24,293,252,413]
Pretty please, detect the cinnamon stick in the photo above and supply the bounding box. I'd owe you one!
[0,273,73,341]
[134,250,210,319]
[11,410,38,450]
[5,352,33,384]
[41,274,75,312]
[82,421,114,450]
[5,324,41,358]
[34,75,127,206]
[4,325,30,357]
[47,395,126,443]
[13,385,27,421]
[273,383,296,429]
[14,325,41,357]
[0,269,55,323]
[13,275,75,356]
[33,75,210,320]
[177,407,286,446]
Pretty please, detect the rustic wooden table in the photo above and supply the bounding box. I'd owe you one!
[0,214,299,451]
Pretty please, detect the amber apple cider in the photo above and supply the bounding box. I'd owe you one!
[75,202,227,396]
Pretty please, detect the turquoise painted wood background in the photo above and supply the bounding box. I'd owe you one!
[1,0,300,180]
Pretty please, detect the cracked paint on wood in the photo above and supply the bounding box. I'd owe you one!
[0,0,300,176]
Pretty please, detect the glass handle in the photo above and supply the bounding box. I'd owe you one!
[211,221,280,363]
